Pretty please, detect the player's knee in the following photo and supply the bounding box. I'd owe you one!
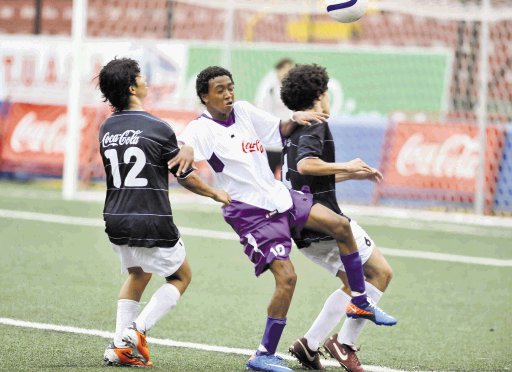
[128,267,152,282]
[281,271,297,290]
[166,267,192,292]
[367,262,393,290]
[383,265,393,286]
[279,267,297,289]
[273,262,297,290]
[180,269,192,288]
[328,216,352,241]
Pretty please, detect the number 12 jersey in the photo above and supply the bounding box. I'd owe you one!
[99,110,192,248]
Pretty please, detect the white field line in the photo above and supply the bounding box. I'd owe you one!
[3,187,512,233]
[1,209,512,268]
[0,317,406,372]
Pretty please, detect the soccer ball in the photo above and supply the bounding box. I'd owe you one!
[325,0,369,23]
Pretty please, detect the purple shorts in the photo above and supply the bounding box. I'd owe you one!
[223,189,313,276]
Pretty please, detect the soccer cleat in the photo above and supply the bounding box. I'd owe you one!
[323,334,363,372]
[246,354,294,372]
[345,299,397,326]
[288,337,325,370]
[103,342,153,367]
[122,323,151,362]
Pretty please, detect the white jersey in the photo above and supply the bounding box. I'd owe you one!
[179,101,293,212]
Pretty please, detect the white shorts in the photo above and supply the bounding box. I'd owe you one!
[299,220,375,276]
[112,239,186,278]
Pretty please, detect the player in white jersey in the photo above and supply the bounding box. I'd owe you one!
[98,58,230,368]
[178,66,396,372]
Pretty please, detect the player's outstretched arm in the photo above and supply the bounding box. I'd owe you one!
[177,172,231,207]
[280,111,329,137]
[298,157,382,183]
[168,145,195,176]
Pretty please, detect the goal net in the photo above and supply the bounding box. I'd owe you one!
[0,0,511,215]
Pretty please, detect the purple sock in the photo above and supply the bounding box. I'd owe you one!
[255,317,287,356]
[340,251,367,305]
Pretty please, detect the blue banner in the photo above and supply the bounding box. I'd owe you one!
[494,124,512,214]
[329,115,388,206]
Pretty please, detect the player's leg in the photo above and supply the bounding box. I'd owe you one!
[248,258,296,372]
[325,228,393,372]
[336,246,393,347]
[304,205,396,326]
[105,266,152,367]
[223,199,299,371]
[105,244,154,367]
[121,240,188,364]
[288,240,349,370]
[115,266,152,347]
[267,259,297,318]
[304,204,368,304]
[133,257,191,334]
[103,245,151,367]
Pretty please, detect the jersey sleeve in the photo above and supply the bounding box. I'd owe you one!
[162,131,194,179]
[296,122,326,163]
[177,120,214,162]
[242,101,283,148]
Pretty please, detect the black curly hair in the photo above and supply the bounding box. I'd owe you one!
[280,64,329,111]
[98,58,140,112]
[195,66,234,104]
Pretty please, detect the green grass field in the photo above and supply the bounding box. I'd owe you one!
[0,181,511,371]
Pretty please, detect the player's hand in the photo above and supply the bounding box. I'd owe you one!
[352,168,384,183]
[213,189,232,207]
[346,158,375,174]
[168,145,195,176]
[292,111,329,126]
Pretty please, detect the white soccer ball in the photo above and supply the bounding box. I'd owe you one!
[325,0,369,23]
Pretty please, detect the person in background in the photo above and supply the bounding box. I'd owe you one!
[255,58,295,179]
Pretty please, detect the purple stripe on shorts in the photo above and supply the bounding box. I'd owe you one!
[222,190,313,276]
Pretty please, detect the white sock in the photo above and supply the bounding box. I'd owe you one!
[338,281,383,346]
[135,284,181,333]
[114,299,140,348]
[304,289,351,351]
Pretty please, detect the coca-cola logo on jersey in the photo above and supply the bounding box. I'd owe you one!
[10,112,67,153]
[395,133,479,179]
[102,130,142,148]
[242,139,264,154]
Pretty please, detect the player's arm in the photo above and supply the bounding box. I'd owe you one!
[177,172,231,207]
[167,144,195,177]
[280,111,329,138]
[298,157,383,183]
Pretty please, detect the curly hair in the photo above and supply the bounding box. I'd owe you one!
[98,58,140,112]
[280,64,329,111]
[195,66,234,104]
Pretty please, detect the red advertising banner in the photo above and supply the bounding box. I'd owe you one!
[1,103,72,175]
[0,103,204,182]
[379,122,505,208]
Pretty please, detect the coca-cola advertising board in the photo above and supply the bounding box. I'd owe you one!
[0,103,99,176]
[379,122,505,206]
[0,103,204,179]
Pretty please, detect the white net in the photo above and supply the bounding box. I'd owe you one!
[0,0,511,215]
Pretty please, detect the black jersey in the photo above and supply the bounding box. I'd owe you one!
[282,121,347,248]
[99,110,192,248]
